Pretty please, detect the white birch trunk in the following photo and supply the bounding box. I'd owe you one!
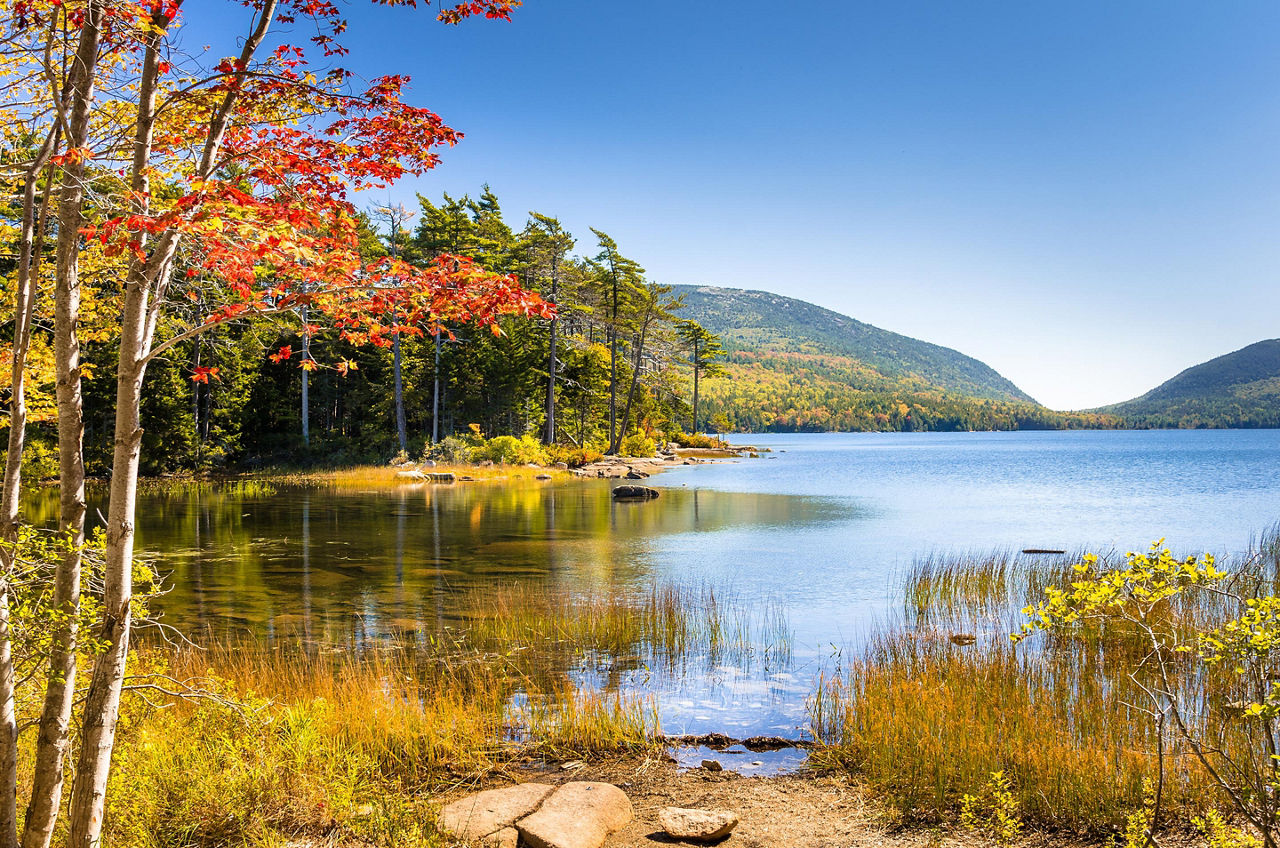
[66,5,277,842]
[21,7,100,846]
[0,126,58,848]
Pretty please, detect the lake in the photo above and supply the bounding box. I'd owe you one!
[99,429,1280,740]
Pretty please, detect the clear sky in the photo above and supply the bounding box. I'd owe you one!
[185,1,1280,410]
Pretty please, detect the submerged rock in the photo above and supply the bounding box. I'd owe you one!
[612,485,659,500]
[658,807,739,842]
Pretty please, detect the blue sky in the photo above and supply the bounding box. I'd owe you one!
[185,1,1280,410]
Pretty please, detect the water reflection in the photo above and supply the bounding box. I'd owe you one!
[116,480,848,643]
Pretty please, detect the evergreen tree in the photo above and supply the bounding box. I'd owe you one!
[676,319,725,433]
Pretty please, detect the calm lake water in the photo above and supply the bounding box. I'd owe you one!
[60,429,1280,741]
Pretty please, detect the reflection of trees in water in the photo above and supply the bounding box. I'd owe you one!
[104,481,844,645]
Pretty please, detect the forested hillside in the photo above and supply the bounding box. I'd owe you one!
[1101,339,1280,428]
[8,181,1133,480]
[673,285,1033,402]
[672,285,1118,432]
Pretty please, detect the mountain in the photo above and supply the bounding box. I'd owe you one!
[669,284,1115,433]
[1101,339,1280,428]
[672,285,1034,403]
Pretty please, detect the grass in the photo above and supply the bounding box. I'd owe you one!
[810,532,1280,836]
[458,582,793,679]
[84,579,784,847]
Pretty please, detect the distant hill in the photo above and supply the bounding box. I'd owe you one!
[1101,339,1280,428]
[669,284,1116,433]
[672,285,1034,403]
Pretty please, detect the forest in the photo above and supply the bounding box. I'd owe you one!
[6,181,735,476]
[10,181,1130,481]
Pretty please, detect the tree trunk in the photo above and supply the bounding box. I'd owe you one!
[0,125,58,848]
[614,307,656,453]
[23,7,101,846]
[692,337,700,434]
[65,18,162,845]
[301,305,310,448]
[608,266,618,452]
[66,278,148,848]
[394,333,407,453]
[68,5,277,839]
[544,258,558,445]
[432,330,441,443]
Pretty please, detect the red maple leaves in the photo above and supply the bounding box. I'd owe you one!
[61,0,545,385]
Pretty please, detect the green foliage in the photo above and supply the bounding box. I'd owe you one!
[1016,541,1280,846]
[617,432,656,457]
[19,430,57,485]
[1103,339,1280,429]
[958,771,1023,846]
[422,435,469,464]
[1118,779,1157,848]
[670,431,729,449]
[1193,809,1263,848]
[470,434,549,465]
[670,284,1035,403]
[1014,542,1227,642]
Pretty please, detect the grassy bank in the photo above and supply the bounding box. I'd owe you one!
[71,582,786,847]
[809,536,1280,839]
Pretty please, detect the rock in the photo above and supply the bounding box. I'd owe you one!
[483,827,519,848]
[423,459,437,467]
[535,474,553,480]
[612,485,659,500]
[439,783,556,842]
[517,781,633,848]
[428,472,456,483]
[949,633,977,646]
[554,462,569,469]
[395,469,426,481]
[624,469,649,479]
[749,452,759,458]
[700,759,723,772]
[658,807,739,842]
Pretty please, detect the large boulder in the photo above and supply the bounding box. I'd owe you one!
[612,485,659,500]
[658,807,739,842]
[439,783,555,843]
[516,781,633,848]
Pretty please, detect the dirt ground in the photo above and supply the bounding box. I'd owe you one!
[437,757,1113,848]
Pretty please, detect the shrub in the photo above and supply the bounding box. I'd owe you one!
[618,433,656,457]
[470,435,549,465]
[546,445,603,468]
[670,431,728,450]
[422,436,470,464]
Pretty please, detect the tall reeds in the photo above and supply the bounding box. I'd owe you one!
[95,580,783,846]
[813,529,1280,834]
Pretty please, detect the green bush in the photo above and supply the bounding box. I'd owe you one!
[470,435,549,465]
[670,431,728,449]
[422,436,470,464]
[618,433,656,457]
